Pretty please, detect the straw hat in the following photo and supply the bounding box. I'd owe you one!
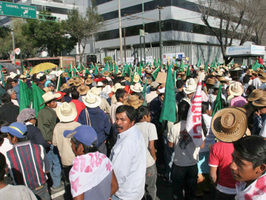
[199,65,204,70]
[259,73,266,83]
[67,78,74,85]
[130,83,143,93]
[82,92,102,108]
[252,96,266,107]
[56,102,77,122]
[184,78,197,94]
[60,83,70,91]
[97,81,104,87]
[229,82,244,97]
[124,77,131,82]
[90,87,102,96]
[102,71,110,77]
[41,92,61,105]
[133,74,140,83]
[247,89,264,102]
[211,107,248,142]
[85,78,93,85]
[123,95,144,109]
[218,77,226,82]
[77,85,90,95]
[112,83,125,93]
[206,78,215,85]
[74,78,82,87]
[43,87,51,93]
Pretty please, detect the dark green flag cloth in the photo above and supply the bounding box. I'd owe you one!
[185,66,190,77]
[180,60,184,72]
[204,62,208,72]
[196,58,201,68]
[19,80,32,112]
[212,85,223,116]
[252,62,260,71]
[159,64,177,123]
[32,82,45,116]
[152,66,160,80]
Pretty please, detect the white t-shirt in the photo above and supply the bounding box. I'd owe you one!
[168,120,201,167]
[135,121,158,167]
[0,138,13,158]
[0,184,37,200]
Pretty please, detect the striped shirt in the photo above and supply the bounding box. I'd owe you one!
[6,141,49,190]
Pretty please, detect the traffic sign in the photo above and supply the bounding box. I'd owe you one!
[0,1,36,19]
[14,48,21,55]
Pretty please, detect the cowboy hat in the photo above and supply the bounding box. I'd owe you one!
[206,78,215,85]
[67,78,74,85]
[90,87,102,96]
[77,85,90,96]
[102,71,110,77]
[252,96,266,107]
[259,73,266,83]
[56,102,77,122]
[85,78,93,85]
[82,92,102,108]
[124,77,131,82]
[41,91,61,105]
[218,77,226,82]
[112,83,125,93]
[184,78,197,94]
[133,74,141,83]
[123,95,144,109]
[247,89,264,102]
[211,107,248,143]
[229,82,244,97]
[130,83,143,93]
[74,78,83,87]
[60,83,70,91]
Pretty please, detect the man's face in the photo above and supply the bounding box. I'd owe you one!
[121,93,128,102]
[11,82,17,88]
[47,100,57,109]
[230,151,261,184]
[259,107,266,115]
[115,111,134,133]
[10,92,17,100]
[7,133,17,144]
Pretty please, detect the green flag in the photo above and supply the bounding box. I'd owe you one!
[212,85,223,116]
[56,75,61,92]
[159,65,177,123]
[252,62,260,71]
[114,65,118,75]
[102,62,109,73]
[0,65,2,72]
[80,64,84,71]
[77,63,81,70]
[19,80,32,112]
[85,67,90,75]
[22,65,26,73]
[30,67,33,74]
[110,62,114,72]
[185,66,190,77]
[196,58,201,68]
[1,72,5,87]
[180,60,184,72]
[73,67,78,77]
[122,64,130,76]
[64,66,68,73]
[204,61,208,72]
[32,82,45,116]
[68,63,72,78]
[90,63,94,70]
[94,64,98,75]
[152,66,160,80]
[138,64,142,77]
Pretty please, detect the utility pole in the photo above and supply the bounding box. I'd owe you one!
[142,0,146,65]
[11,29,15,64]
[118,0,123,66]
[124,27,126,64]
[157,6,163,67]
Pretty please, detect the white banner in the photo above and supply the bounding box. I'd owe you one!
[186,78,203,147]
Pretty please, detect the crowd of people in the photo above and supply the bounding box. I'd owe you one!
[0,60,265,200]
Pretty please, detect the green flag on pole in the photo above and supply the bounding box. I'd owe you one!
[1,72,5,87]
[77,63,81,70]
[85,67,90,75]
[212,85,223,116]
[114,65,118,75]
[204,61,208,72]
[180,60,184,72]
[90,63,94,70]
[94,64,98,75]
[185,66,190,77]
[159,65,177,123]
[196,58,201,68]
[64,66,68,73]
[19,80,32,112]
[138,64,142,77]
[56,75,61,92]
[152,66,160,80]
[32,82,45,116]
[252,62,260,71]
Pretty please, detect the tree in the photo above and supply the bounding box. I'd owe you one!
[198,0,266,65]
[63,1,104,64]
[22,11,77,57]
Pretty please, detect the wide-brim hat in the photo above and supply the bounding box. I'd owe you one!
[206,78,215,86]
[218,77,226,82]
[229,82,244,97]
[74,78,83,87]
[102,71,110,77]
[259,73,266,83]
[112,83,125,93]
[67,78,74,85]
[211,107,247,143]
[60,83,70,91]
[41,91,61,105]
[252,96,266,107]
[82,92,102,108]
[56,102,77,122]
[97,81,104,87]
[124,77,131,82]
[123,95,144,109]
[130,83,143,93]
[77,85,90,96]
[133,74,141,83]
[85,78,93,85]
[90,87,102,96]
[184,78,197,94]
[199,65,205,70]
[247,89,264,102]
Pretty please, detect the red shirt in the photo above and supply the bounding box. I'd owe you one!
[71,99,86,121]
[209,142,236,189]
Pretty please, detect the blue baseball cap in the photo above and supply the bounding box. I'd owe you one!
[63,125,98,147]
[1,122,27,138]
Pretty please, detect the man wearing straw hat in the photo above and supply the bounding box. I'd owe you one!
[209,107,250,200]
[252,96,266,137]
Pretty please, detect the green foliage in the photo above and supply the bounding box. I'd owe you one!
[103,56,112,64]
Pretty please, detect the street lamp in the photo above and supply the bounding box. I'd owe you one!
[157,6,163,67]
[11,29,15,64]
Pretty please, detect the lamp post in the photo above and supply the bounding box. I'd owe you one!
[157,6,163,67]
[118,0,123,66]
